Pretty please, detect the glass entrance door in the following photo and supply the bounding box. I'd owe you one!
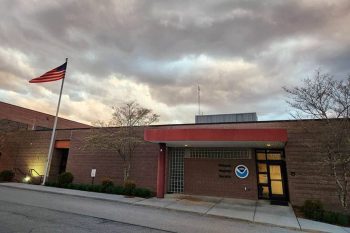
[256,150,288,202]
[269,163,285,199]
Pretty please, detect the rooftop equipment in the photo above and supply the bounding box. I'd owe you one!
[195,113,258,124]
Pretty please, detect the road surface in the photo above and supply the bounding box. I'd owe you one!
[0,186,305,233]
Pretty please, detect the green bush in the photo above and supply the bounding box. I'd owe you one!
[86,184,95,192]
[134,188,153,198]
[0,170,15,182]
[47,179,154,199]
[301,200,349,226]
[65,183,74,189]
[101,178,114,187]
[104,185,114,194]
[57,172,74,186]
[337,214,349,226]
[69,183,78,189]
[323,211,338,224]
[101,178,114,192]
[112,186,124,195]
[302,200,324,221]
[79,184,90,191]
[124,180,136,196]
[45,181,55,187]
[92,185,103,193]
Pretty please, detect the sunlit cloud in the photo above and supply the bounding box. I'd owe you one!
[0,0,349,124]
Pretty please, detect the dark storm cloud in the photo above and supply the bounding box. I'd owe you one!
[0,0,349,123]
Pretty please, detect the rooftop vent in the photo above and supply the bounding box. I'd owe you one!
[195,113,258,124]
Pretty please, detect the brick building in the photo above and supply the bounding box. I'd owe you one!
[0,101,90,130]
[0,104,349,212]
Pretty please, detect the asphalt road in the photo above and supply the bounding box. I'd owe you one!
[0,186,305,233]
[0,200,169,233]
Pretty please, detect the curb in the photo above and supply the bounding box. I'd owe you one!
[0,183,144,205]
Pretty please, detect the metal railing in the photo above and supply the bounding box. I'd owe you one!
[12,168,44,184]
[29,169,44,184]
[13,167,27,182]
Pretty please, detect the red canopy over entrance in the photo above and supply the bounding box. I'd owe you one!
[144,128,288,148]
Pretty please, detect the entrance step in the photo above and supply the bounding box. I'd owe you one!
[270,200,289,206]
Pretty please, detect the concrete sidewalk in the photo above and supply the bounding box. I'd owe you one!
[1,182,348,233]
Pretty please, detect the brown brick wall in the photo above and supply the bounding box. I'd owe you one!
[184,158,257,199]
[154,120,350,212]
[0,130,72,179]
[283,121,350,212]
[0,101,90,129]
[1,120,349,212]
[67,129,159,190]
[0,128,158,190]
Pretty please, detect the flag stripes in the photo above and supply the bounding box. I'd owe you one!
[29,62,67,83]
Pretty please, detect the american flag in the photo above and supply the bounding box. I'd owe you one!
[29,62,67,83]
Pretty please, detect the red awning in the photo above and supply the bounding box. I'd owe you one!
[144,128,288,148]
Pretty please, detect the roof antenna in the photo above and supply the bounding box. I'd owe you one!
[197,84,201,115]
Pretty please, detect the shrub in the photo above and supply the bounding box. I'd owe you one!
[301,200,349,226]
[57,172,74,186]
[101,178,114,192]
[92,185,103,193]
[302,200,324,221]
[79,184,90,191]
[323,211,350,226]
[134,188,153,198]
[323,211,338,224]
[0,170,15,182]
[86,184,95,192]
[104,185,114,194]
[65,183,74,189]
[101,178,114,187]
[112,185,124,195]
[70,183,80,190]
[124,180,136,196]
[45,181,55,187]
[337,214,349,226]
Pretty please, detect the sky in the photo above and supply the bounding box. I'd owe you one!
[0,0,350,125]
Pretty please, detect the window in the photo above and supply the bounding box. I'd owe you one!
[256,153,266,160]
[168,148,184,193]
[190,148,251,159]
[267,153,282,160]
[259,174,268,184]
[258,163,267,172]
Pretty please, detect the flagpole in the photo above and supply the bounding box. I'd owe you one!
[42,58,68,185]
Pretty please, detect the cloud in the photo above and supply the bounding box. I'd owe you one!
[0,0,350,124]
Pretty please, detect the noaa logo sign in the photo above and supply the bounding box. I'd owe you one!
[235,165,249,179]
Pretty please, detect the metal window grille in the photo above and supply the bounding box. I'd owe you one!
[189,148,251,159]
[168,148,184,193]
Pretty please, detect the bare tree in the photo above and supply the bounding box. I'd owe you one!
[84,101,159,182]
[283,71,350,209]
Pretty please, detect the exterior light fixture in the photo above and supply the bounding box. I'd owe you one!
[24,176,31,183]
[184,145,188,147]
[266,144,271,147]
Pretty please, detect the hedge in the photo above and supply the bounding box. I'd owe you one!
[57,172,74,186]
[0,170,15,182]
[45,182,154,198]
[301,200,349,226]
